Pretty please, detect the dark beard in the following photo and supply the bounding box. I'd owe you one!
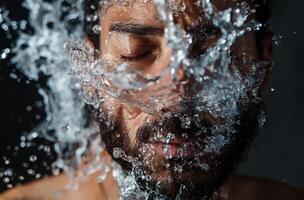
[97,103,263,200]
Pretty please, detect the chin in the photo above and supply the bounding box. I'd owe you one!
[131,155,231,200]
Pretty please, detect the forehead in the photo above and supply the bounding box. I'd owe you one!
[101,0,248,25]
[102,0,162,27]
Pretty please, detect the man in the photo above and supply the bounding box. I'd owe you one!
[0,0,303,199]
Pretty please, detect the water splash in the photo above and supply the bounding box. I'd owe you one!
[1,0,270,199]
[1,0,108,191]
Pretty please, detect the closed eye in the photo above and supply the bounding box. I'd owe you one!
[120,50,154,62]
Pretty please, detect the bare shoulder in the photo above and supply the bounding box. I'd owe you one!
[0,174,106,200]
[229,175,304,200]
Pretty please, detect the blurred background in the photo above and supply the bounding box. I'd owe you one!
[238,0,304,188]
[0,0,303,193]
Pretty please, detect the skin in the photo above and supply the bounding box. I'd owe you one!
[0,0,303,199]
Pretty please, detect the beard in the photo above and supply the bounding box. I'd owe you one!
[96,101,264,200]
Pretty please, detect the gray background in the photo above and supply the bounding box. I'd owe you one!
[239,0,304,188]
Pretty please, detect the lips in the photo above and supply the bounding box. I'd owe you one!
[137,115,210,158]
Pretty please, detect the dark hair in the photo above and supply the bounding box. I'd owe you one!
[84,0,272,49]
[84,0,101,48]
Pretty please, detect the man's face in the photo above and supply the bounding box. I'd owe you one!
[88,0,271,198]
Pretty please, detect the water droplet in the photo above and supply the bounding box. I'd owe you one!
[4,159,10,165]
[92,25,101,34]
[27,169,35,175]
[26,105,32,111]
[3,177,10,183]
[29,155,37,162]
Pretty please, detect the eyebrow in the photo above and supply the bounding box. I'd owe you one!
[109,23,164,36]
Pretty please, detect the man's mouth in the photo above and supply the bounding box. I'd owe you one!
[137,115,210,158]
[146,134,201,158]
[151,142,197,158]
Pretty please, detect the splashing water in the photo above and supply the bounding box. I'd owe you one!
[1,0,108,190]
[1,0,270,199]
[65,0,264,115]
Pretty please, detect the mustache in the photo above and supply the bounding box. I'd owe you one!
[135,111,223,145]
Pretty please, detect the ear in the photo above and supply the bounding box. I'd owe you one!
[259,30,273,61]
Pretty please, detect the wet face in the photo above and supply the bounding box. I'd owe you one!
[90,0,272,198]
